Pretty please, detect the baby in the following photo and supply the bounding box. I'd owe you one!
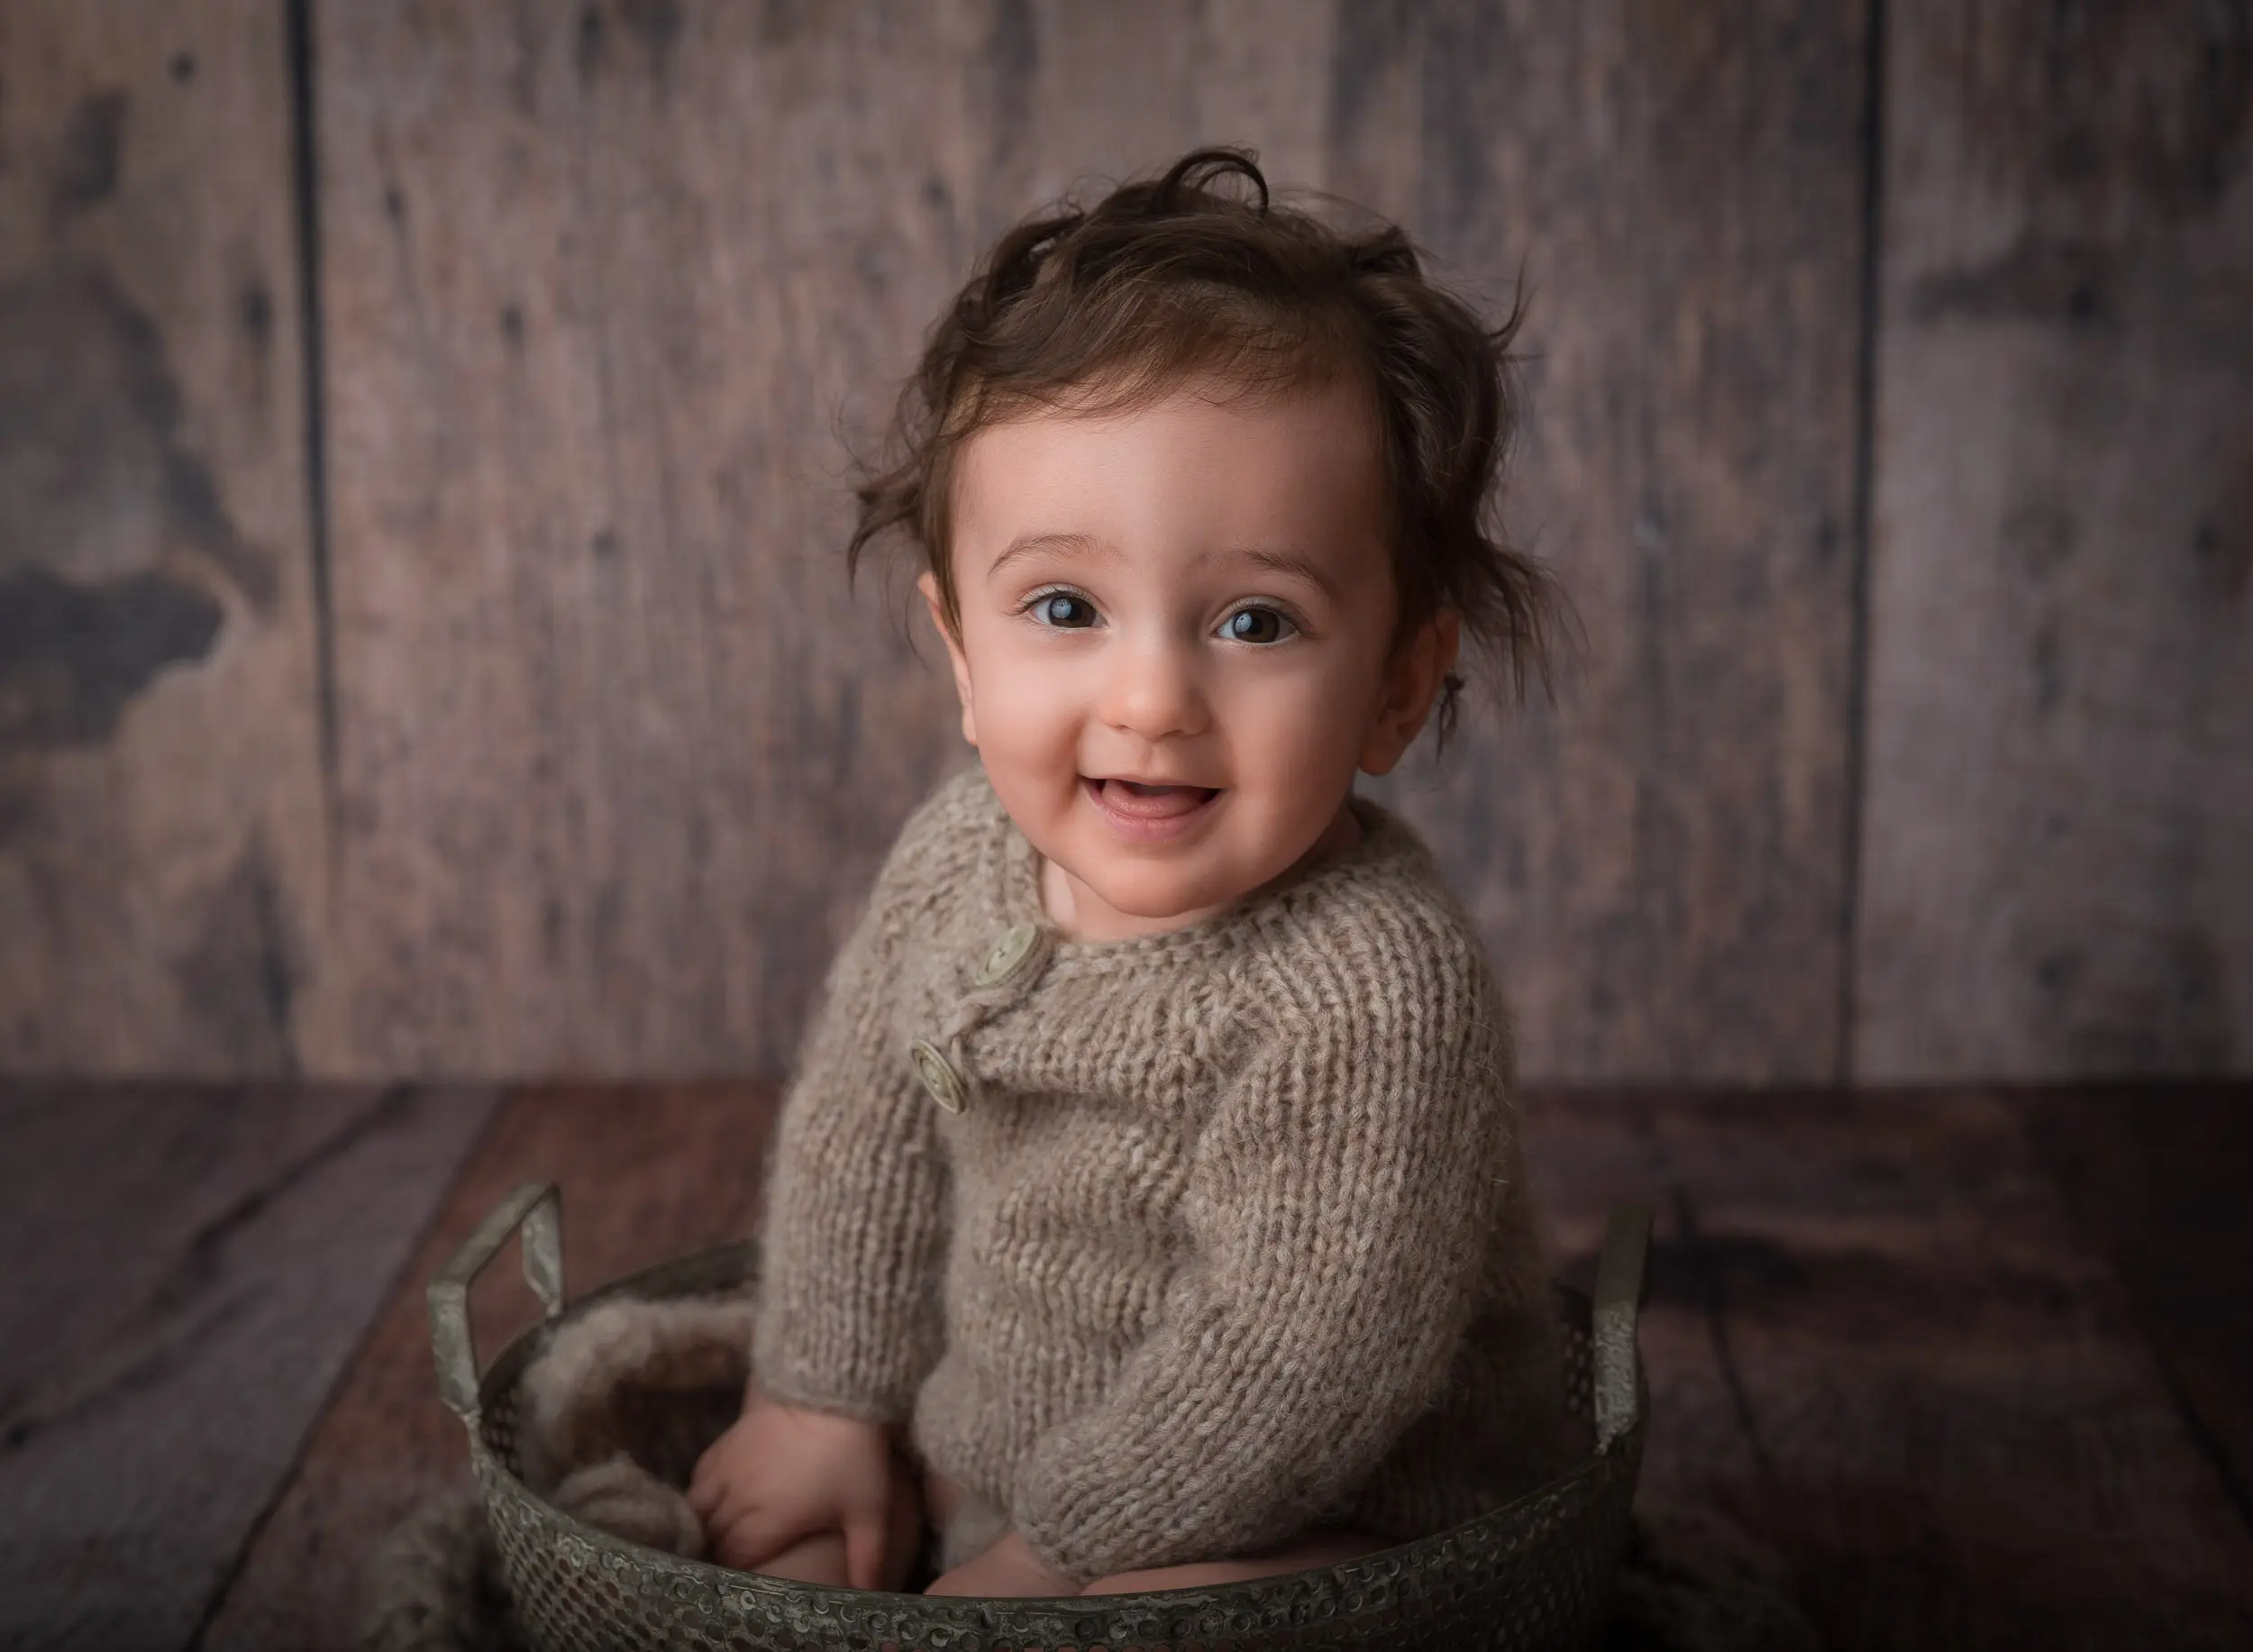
[688,147,1573,1599]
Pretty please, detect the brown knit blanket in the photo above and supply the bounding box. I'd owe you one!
[360,1296,1820,1652]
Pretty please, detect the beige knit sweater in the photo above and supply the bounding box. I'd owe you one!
[750,764,1574,1586]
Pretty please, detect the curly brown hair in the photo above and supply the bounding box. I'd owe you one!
[848,146,1562,744]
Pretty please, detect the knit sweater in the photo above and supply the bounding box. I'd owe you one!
[749,764,1574,1587]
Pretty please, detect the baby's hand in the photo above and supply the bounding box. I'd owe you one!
[687,1390,901,1588]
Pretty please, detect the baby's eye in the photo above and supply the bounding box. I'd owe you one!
[1026,590,1099,629]
[1218,606,1297,644]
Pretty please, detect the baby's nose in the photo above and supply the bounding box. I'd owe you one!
[1098,639,1210,740]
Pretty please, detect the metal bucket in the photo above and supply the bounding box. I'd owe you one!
[429,1184,1650,1651]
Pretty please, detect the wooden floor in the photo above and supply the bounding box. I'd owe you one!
[3,1081,2247,1652]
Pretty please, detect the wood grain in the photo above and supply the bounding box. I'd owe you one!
[1856,0,2253,1079]
[1530,1088,2253,1649]
[1344,1,1872,1083]
[199,1081,781,1652]
[9,0,2238,1086]
[299,0,1867,1082]
[0,1081,494,1652]
[304,1,982,1079]
[194,1081,2253,1649]
[2019,1085,2253,1538]
[0,0,331,1075]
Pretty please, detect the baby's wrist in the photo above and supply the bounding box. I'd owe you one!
[743,1384,898,1445]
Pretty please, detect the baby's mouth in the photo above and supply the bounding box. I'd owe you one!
[1083,776,1223,820]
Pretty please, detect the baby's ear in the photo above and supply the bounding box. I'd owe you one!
[1361,609,1460,776]
[917,570,979,747]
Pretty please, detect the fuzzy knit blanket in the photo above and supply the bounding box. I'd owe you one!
[359,1295,1820,1652]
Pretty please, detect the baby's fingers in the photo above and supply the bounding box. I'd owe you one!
[841,1507,889,1593]
[687,1434,740,1517]
[687,1464,762,1551]
[686,1461,720,1520]
[711,1502,813,1573]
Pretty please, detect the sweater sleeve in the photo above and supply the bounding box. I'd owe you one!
[1009,911,1513,1584]
[748,794,959,1426]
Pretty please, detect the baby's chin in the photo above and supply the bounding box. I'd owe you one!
[1054,853,1274,931]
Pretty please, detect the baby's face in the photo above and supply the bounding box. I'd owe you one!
[924,376,1454,938]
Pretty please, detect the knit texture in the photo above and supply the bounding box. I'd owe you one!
[750,764,1574,1587]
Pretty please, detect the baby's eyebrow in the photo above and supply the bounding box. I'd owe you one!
[988,531,1108,580]
[1221,546,1342,601]
[984,534,1341,601]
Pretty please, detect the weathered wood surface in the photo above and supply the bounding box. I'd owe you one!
[178,1082,2253,1651]
[304,1,971,1079]
[1345,1,1870,1083]
[0,1081,495,1652]
[1856,0,2253,1079]
[299,0,1866,1083]
[198,1082,780,1652]
[2021,1087,2253,1539]
[6,2,2245,1084]
[0,1,331,1074]
[1536,1088,2253,1649]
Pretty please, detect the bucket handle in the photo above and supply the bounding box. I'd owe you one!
[428,1182,566,1433]
[1591,1202,1652,1452]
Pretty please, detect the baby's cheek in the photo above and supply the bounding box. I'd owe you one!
[983,711,1085,808]
[1245,668,1369,776]
[1228,752,1352,869]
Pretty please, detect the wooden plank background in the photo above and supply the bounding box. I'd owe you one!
[0,0,2245,1084]
[0,1080,495,1651]
[0,0,330,1073]
[1856,0,2253,1080]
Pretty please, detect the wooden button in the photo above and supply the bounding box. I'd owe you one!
[973,921,1042,988]
[909,1038,967,1113]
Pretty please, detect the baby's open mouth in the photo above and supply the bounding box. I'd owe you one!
[1083,776,1223,821]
